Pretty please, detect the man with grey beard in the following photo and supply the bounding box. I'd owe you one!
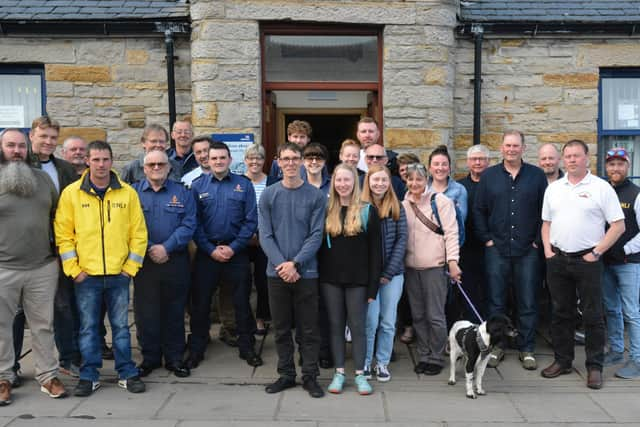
[0,128,68,405]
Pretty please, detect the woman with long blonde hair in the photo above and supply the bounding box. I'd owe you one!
[361,165,407,382]
[319,163,382,395]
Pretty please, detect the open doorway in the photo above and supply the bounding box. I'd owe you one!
[279,110,364,171]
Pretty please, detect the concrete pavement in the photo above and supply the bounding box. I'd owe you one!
[4,324,640,426]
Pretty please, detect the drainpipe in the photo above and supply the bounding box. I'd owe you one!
[165,29,177,146]
[471,24,484,146]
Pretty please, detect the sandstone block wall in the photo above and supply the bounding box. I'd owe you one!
[1,36,191,168]
[453,37,640,176]
[190,0,459,166]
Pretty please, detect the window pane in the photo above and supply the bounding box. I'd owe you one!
[602,78,640,130]
[0,74,42,128]
[602,135,640,178]
[264,35,378,82]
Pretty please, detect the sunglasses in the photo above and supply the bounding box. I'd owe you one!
[607,149,628,157]
[366,155,386,161]
[144,162,168,168]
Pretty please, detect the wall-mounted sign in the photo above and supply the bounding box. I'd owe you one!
[212,133,255,175]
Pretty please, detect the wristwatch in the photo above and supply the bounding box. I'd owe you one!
[293,261,301,271]
[591,249,602,259]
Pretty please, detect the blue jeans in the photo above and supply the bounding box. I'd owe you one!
[75,275,138,382]
[365,274,403,367]
[485,245,540,352]
[603,263,640,362]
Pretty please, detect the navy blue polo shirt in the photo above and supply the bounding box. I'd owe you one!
[133,178,196,254]
[473,161,547,257]
[191,171,258,256]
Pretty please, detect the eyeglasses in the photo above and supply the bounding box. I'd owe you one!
[366,155,386,161]
[173,130,192,135]
[304,155,325,162]
[144,162,168,168]
[468,157,488,162]
[245,156,264,161]
[279,156,302,163]
[146,139,167,144]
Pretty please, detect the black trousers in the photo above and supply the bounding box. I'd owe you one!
[546,254,605,371]
[268,277,320,380]
[134,252,190,366]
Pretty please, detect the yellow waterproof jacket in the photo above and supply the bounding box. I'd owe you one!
[54,170,147,279]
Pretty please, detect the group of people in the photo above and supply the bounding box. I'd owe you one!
[0,115,639,406]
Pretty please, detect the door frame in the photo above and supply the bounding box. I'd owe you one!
[260,23,384,165]
[276,107,368,146]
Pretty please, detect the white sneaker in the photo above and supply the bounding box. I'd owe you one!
[376,364,391,382]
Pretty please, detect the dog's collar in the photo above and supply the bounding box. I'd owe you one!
[476,327,490,355]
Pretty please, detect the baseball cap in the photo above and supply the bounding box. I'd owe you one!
[606,147,630,163]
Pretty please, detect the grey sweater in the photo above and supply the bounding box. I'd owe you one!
[258,181,326,279]
[0,168,58,269]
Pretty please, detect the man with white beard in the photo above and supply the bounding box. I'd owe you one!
[0,128,68,406]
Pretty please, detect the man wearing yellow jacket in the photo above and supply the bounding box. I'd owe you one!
[54,140,148,397]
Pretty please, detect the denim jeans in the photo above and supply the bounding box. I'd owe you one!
[485,245,540,352]
[603,263,640,363]
[365,274,403,367]
[134,253,190,366]
[75,274,138,382]
[546,254,605,370]
[54,273,81,367]
[189,250,254,356]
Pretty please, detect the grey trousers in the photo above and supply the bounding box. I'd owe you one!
[405,267,449,366]
[0,260,59,384]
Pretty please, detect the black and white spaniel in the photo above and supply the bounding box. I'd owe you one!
[448,314,518,398]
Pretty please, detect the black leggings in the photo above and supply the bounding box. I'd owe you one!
[321,283,367,371]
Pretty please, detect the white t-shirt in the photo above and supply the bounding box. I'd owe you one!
[357,149,368,173]
[542,171,624,252]
[41,160,60,193]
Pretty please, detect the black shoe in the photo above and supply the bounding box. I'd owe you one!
[74,379,100,397]
[318,358,334,369]
[10,373,21,389]
[118,376,145,393]
[414,361,428,374]
[302,376,324,398]
[137,363,161,378]
[184,352,204,370]
[102,343,114,360]
[219,330,238,347]
[240,351,263,367]
[423,363,443,376]
[166,363,190,378]
[265,377,296,394]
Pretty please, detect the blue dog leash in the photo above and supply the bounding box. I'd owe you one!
[447,273,484,323]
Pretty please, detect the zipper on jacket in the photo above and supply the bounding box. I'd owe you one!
[97,194,107,275]
[107,200,111,223]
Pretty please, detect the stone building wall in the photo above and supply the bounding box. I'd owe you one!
[453,36,640,176]
[190,0,459,165]
[0,36,191,168]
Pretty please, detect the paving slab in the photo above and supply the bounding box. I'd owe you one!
[278,389,386,422]
[321,423,442,427]
[385,390,523,423]
[69,381,174,419]
[182,422,317,427]
[590,391,640,423]
[0,382,78,418]
[9,419,177,427]
[157,384,277,420]
[0,418,14,427]
[509,392,614,423]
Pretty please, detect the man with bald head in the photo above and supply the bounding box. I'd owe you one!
[538,143,563,184]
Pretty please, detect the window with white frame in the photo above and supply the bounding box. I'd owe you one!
[599,68,640,178]
[0,65,46,130]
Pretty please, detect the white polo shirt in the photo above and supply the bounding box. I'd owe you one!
[542,171,624,253]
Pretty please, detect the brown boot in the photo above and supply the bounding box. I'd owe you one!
[0,380,11,406]
[40,377,68,398]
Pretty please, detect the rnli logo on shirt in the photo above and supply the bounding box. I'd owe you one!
[577,191,592,199]
[234,184,244,193]
[168,195,185,208]
[111,202,127,208]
